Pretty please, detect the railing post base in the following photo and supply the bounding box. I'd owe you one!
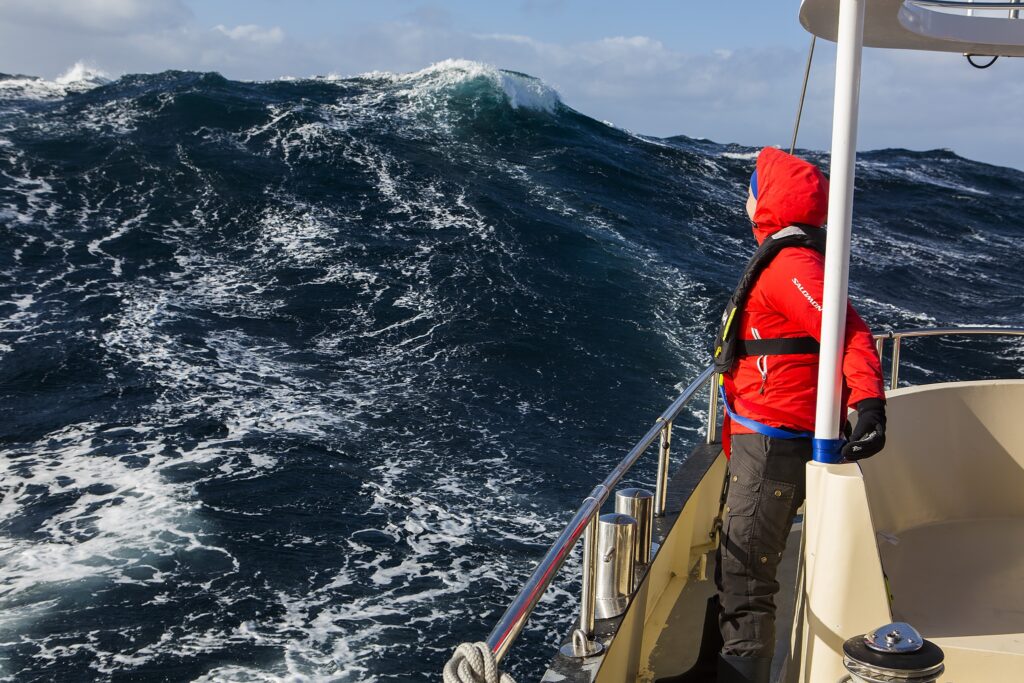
[559,629,604,659]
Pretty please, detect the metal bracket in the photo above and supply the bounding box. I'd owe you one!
[559,628,604,659]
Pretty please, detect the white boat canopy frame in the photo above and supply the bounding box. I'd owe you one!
[801,0,1024,56]
[812,0,866,458]
[804,0,1024,457]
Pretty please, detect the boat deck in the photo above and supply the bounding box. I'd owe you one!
[647,523,802,682]
[881,517,1024,652]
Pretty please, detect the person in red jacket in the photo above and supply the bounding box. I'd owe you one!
[659,148,886,683]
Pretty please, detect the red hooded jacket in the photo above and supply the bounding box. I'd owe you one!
[722,147,884,454]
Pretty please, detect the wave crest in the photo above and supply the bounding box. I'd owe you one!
[0,61,110,100]
[347,59,562,114]
[54,61,111,88]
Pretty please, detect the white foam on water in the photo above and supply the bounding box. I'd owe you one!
[721,150,759,161]
[55,63,111,88]
[199,456,576,681]
[0,204,375,671]
[0,62,110,100]
[86,208,149,277]
[857,158,991,196]
[252,198,340,267]
[104,286,346,442]
[0,422,230,603]
[76,97,143,136]
[0,162,57,224]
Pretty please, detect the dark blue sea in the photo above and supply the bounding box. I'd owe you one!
[0,60,1021,682]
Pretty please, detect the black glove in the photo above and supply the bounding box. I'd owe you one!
[841,398,886,461]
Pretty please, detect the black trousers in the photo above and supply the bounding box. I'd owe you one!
[716,433,811,658]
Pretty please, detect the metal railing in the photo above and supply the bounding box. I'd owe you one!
[485,364,718,663]
[483,325,1024,667]
[875,326,1024,390]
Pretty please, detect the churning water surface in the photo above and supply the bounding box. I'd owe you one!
[1,60,1022,681]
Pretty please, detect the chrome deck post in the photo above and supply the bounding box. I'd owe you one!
[580,516,597,637]
[560,515,603,658]
[594,512,637,619]
[890,335,902,390]
[654,420,672,517]
[706,373,719,444]
[615,488,654,565]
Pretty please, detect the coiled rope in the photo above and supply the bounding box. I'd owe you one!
[442,642,516,683]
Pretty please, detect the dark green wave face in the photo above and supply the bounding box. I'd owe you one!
[0,61,1021,681]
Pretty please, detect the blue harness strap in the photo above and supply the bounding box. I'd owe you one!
[719,384,813,440]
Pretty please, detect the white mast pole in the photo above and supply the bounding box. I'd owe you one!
[813,0,866,462]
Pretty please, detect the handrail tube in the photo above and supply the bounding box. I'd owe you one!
[873,327,1024,390]
[884,326,1024,339]
[485,364,715,663]
[657,365,718,425]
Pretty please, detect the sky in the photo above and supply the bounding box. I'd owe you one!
[2,0,1024,169]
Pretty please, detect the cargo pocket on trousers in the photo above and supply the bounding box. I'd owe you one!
[721,490,757,575]
[755,478,797,554]
[749,542,785,587]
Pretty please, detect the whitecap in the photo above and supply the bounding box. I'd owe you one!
[344,59,562,114]
[721,151,759,161]
[0,62,110,100]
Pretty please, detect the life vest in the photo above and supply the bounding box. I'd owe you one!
[713,224,827,440]
[713,224,827,375]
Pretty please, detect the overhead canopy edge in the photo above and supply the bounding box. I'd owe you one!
[800,0,1024,56]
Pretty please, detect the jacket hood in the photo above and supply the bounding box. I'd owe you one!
[751,147,829,244]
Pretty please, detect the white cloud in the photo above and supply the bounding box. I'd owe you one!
[1,0,190,33]
[214,24,285,45]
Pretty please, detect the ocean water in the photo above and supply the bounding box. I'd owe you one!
[0,60,1021,682]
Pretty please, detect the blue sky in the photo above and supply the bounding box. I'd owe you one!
[181,1,810,54]
[2,1,1023,169]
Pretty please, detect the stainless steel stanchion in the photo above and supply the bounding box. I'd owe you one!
[593,512,637,619]
[615,488,654,565]
[560,516,603,658]
[653,420,672,516]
